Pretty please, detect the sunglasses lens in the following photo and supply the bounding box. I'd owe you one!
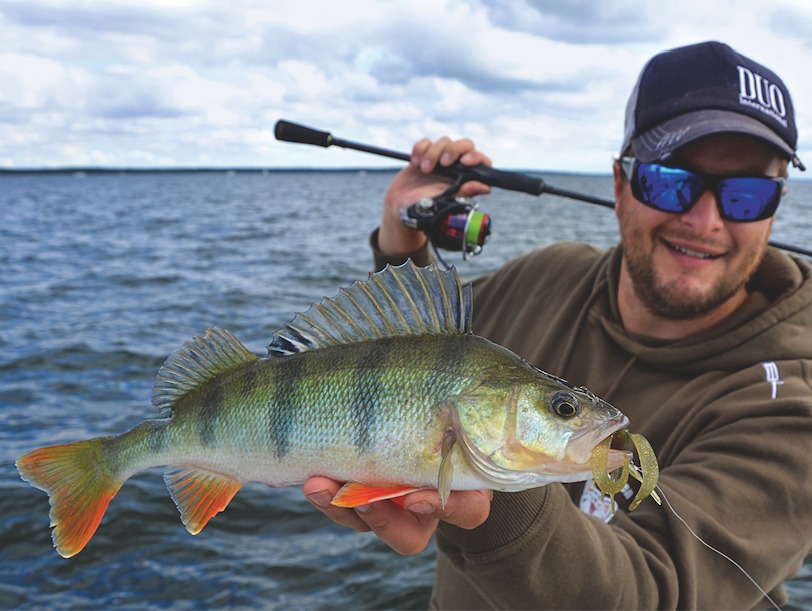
[631,161,783,222]
[634,164,702,213]
[718,178,782,221]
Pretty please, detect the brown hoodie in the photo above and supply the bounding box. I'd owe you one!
[373,235,812,610]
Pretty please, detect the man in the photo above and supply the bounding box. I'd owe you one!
[304,41,812,608]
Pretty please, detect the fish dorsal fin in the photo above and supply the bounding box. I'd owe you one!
[267,261,472,356]
[152,328,258,414]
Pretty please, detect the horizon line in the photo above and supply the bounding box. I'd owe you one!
[0,165,612,177]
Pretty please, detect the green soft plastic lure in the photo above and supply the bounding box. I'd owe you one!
[591,430,661,511]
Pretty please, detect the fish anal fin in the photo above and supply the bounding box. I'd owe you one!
[164,467,242,535]
[331,483,425,508]
[389,496,407,508]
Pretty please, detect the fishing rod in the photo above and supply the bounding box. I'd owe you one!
[274,119,812,260]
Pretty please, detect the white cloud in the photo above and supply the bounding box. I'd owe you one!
[0,0,810,172]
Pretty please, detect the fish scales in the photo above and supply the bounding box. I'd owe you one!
[130,346,426,494]
[161,335,492,485]
[16,262,633,558]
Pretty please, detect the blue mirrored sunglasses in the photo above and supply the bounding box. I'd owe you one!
[620,157,786,222]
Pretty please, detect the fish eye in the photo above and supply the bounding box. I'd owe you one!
[551,391,579,418]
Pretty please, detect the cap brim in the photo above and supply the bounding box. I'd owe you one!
[631,109,798,166]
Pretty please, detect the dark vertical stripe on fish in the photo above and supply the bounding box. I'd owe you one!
[351,342,391,454]
[270,356,303,459]
[241,363,260,401]
[199,380,224,446]
[147,420,167,454]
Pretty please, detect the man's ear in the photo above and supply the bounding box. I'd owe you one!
[612,160,626,221]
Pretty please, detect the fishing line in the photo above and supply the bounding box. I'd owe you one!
[655,484,782,611]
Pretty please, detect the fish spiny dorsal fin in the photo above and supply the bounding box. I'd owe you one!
[267,261,472,357]
[152,328,258,414]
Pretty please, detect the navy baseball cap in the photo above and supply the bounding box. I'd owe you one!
[622,41,805,171]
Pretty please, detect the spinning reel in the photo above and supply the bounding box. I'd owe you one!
[400,191,491,259]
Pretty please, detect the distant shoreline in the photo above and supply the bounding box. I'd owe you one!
[2,167,807,181]
[0,167,401,175]
[0,167,613,178]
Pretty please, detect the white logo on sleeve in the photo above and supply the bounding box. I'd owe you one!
[761,361,784,400]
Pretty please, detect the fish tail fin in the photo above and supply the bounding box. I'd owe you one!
[16,438,123,558]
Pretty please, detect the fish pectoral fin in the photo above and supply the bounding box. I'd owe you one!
[437,431,457,508]
[330,483,425,508]
[164,467,243,535]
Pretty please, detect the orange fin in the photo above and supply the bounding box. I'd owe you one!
[390,496,407,508]
[164,467,242,535]
[331,483,424,508]
[16,439,123,558]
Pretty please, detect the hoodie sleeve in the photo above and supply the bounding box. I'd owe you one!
[369,228,435,271]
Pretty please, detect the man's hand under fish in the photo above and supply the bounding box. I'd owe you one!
[304,476,492,555]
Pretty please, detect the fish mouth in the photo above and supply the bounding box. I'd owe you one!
[567,413,630,466]
[451,409,632,489]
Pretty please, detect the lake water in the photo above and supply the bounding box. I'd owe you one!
[1,169,810,609]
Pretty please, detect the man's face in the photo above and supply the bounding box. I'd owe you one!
[614,135,785,322]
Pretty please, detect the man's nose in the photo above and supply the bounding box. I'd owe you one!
[679,190,725,233]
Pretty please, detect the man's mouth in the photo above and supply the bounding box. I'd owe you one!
[662,239,724,260]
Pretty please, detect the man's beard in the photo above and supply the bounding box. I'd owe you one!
[624,250,738,319]
[621,234,766,320]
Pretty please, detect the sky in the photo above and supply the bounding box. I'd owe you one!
[2,0,812,173]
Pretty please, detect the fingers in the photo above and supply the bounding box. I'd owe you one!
[303,477,493,555]
[402,488,492,530]
[303,476,372,533]
[379,134,493,256]
[411,137,492,175]
[410,137,493,199]
[350,497,438,555]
